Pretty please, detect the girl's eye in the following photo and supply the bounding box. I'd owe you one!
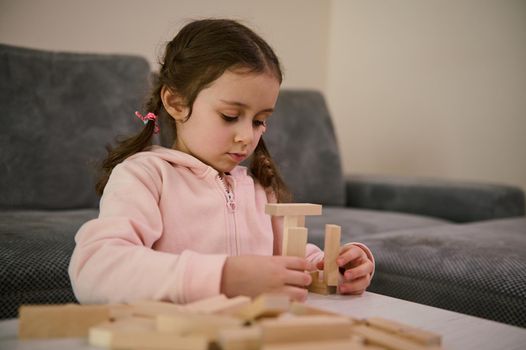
[221,113,238,122]
[253,120,267,127]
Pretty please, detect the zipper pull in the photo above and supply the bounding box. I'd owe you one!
[225,190,236,212]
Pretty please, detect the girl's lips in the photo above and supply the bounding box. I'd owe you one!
[228,153,247,162]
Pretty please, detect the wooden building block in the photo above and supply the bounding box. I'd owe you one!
[323,224,341,286]
[156,312,243,340]
[130,300,185,318]
[289,302,342,317]
[365,317,442,346]
[236,294,290,321]
[283,215,305,233]
[185,294,229,313]
[351,325,443,350]
[265,203,322,216]
[185,295,251,315]
[18,304,111,339]
[89,316,155,347]
[217,326,262,350]
[262,339,368,350]
[211,296,252,316]
[260,315,353,344]
[307,270,337,295]
[282,227,308,257]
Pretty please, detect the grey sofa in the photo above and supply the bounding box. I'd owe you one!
[1,43,525,328]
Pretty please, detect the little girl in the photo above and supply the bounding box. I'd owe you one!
[69,19,374,304]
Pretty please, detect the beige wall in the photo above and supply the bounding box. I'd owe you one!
[0,0,329,90]
[327,0,526,191]
[1,0,525,191]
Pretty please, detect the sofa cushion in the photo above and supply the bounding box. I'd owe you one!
[0,209,98,319]
[263,90,346,206]
[0,44,151,210]
[359,217,526,327]
[305,206,449,247]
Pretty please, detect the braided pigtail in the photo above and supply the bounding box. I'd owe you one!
[249,139,291,203]
[95,82,163,196]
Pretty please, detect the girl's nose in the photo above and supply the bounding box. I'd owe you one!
[234,121,254,145]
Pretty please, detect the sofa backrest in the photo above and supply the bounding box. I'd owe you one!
[259,90,346,206]
[0,44,151,210]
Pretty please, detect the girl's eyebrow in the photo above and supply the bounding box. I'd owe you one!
[220,99,274,113]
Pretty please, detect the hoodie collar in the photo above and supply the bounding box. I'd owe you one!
[129,146,249,181]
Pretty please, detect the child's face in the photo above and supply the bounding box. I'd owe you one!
[170,70,280,175]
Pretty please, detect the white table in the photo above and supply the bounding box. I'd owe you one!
[1,292,525,350]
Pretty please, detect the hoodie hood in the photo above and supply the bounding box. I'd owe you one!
[127,145,249,181]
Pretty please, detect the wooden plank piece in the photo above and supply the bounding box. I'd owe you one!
[184,294,228,313]
[282,226,308,257]
[352,325,443,350]
[89,316,155,347]
[131,300,185,318]
[156,312,243,340]
[236,294,290,321]
[365,317,442,346]
[18,304,111,339]
[265,203,322,216]
[217,326,262,350]
[262,339,368,350]
[323,224,341,286]
[260,315,353,344]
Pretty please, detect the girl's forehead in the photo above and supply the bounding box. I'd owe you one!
[200,70,280,107]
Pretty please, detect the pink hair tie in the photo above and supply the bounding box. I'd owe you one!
[135,111,160,134]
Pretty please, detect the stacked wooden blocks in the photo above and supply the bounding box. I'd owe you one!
[265,203,341,295]
[18,294,443,349]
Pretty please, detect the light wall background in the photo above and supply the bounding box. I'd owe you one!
[1,0,525,192]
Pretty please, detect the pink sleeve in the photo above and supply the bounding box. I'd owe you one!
[68,162,227,305]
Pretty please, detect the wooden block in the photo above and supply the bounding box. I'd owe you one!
[365,317,442,346]
[212,296,252,316]
[323,224,341,286]
[131,300,185,318]
[262,339,368,350]
[289,302,343,317]
[89,316,155,347]
[260,315,353,344]
[108,304,134,320]
[18,304,111,339]
[185,294,229,313]
[90,330,209,350]
[217,326,262,350]
[156,312,243,340]
[265,203,322,216]
[236,294,290,321]
[351,325,443,350]
[283,215,305,234]
[185,295,251,316]
[282,227,308,257]
[307,270,337,295]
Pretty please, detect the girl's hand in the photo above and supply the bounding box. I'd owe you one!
[221,255,316,301]
[315,244,373,295]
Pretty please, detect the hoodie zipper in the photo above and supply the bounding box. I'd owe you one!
[221,178,236,212]
[218,175,238,255]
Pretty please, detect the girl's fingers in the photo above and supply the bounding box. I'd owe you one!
[284,270,312,287]
[279,285,309,302]
[281,256,315,271]
[337,246,367,267]
[339,275,370,295]
[342,260,373,281]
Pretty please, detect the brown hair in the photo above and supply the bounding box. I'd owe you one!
[96,19,291,202]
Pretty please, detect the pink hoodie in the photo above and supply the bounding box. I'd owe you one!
[69,146,373,304]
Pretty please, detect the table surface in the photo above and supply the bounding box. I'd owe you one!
[1,292,525,350]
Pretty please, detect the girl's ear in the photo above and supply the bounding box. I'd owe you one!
[160,86,189,122]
